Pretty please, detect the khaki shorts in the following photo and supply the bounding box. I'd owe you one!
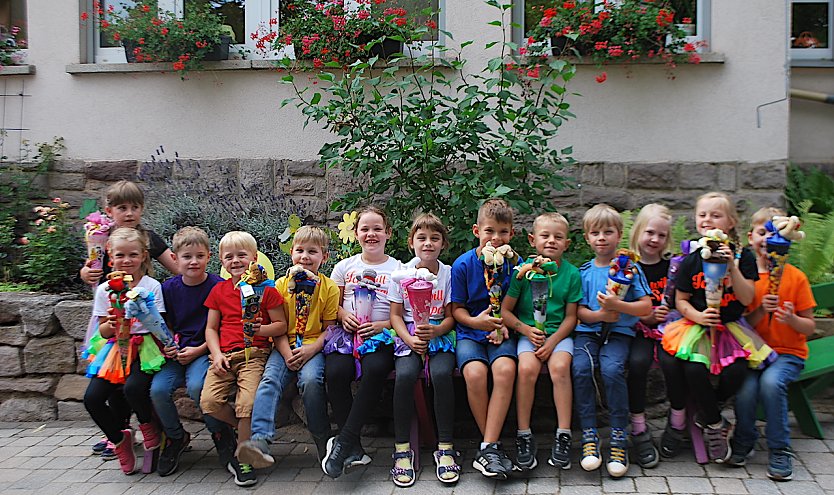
[200,347,269,418]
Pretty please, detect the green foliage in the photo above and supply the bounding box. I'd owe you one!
[279,1,576,262]
[785,165,834,216]
[0,281,36,292]
[563,228,594,267]
[789,200,834,285]
[0,137,64,282]
[18,199,85,292]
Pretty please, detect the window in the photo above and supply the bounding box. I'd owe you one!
[512,0,711,53]
[0,0,26,49]
[791,0,833,60]
[87,0,442,64]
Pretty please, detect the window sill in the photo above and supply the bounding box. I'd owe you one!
[66,56,456,74]
[517,51,725,65]
[0,65,35,76]
[791,59,834,68]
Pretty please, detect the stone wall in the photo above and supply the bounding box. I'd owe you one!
[48,159,787,229]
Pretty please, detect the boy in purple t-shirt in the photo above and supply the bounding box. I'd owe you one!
[150,227,229,477]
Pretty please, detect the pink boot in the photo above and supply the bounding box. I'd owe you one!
[139,422,161,451]
[114,429,137,475]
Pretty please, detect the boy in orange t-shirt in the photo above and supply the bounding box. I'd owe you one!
[728,208,816,482]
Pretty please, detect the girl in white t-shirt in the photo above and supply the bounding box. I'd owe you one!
[322,206,403,479]
[82,227,166,475]
[389,213,458,487]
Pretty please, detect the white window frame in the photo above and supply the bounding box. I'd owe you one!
[790,0,834,61]
[512,0,711,54]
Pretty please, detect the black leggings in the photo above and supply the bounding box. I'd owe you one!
[627,332,689,414]
[665,356,748,425]
[325,346,394,447]
[393,351,455,444]
[84,359,155,444]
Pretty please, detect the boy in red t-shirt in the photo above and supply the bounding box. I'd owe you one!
[728,208,816,482]
[200,231,287,487]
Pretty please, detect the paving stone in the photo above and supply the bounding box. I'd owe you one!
[650,459,706,477]
[705,463,749,478]
[743,478,781,495]
[555,486,603,495]
[559,465,604,484]
[295,466,324,481]
[795,451,834,475]
[54,468,99,482]
[791,438,829,452]
[178,483,225,494]
[711,477,748,494]
[634,476,668,493]
[667,476,714,493]
[779,481,826,495]
[493,478,527,494]
[601,477,635,492]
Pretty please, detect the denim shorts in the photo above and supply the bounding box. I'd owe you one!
[517,334,574,356]
[456,336,517,370]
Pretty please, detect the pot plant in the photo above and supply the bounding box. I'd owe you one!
[84,1,231,78]
[253,0,432,66]
[526,0,703,70]
[0,25,26,67]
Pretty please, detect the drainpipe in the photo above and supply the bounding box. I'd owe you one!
[790,89,834,105]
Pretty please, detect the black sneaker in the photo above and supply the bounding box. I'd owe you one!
[726,440,753,467]
[236,438,274,470]
[100,441,117,461]
[227,459,257,486]
[345,442,372,469]
[767,448,794,481]
[660,422,685,459]
[702,416,733,464]
[548,432,571,469]
[473,443,508,480]
[158,431,191,477]
[322,436,350,479]
[515,433,538,470]
[212,425,236,469]
[631,429,659,469]
[92,438,108,455]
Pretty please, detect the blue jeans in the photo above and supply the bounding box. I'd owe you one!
[250,349,329,443]
[150,354,225,440]
[734,353,805,451]
[572,332,631,430]
[455,336,517,370]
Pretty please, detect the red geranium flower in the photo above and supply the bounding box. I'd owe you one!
[595,72,607,83]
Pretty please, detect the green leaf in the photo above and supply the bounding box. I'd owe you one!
[78,198,99,219]
[281,74,294,83]
[317,72,335,82]
[310,93,321,105]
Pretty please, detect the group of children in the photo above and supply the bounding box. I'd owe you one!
[80,181,816,487]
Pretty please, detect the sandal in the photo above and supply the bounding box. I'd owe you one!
[433,448,461,484]
[391,449,415,488]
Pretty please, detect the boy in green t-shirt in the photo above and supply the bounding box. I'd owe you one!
[501,213,582,471]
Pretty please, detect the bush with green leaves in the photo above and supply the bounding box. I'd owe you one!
[789,200,834,286]
[18,198,85,291]
[785,165,834,217]
[278,0,577,263]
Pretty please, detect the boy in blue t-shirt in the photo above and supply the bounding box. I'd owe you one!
[450,198,518,480]
[150,227,231,477]
[574,204,652,478]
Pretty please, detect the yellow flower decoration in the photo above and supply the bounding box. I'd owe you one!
[338,211,358,244]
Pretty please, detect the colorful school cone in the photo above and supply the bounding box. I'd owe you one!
[104,271,133,384]
[124,287,177,349]
[407,279,434,354]
[83,211,113,274]
[601,249,640,342]
[238,262,276,363]
[764,215,805,324]
[353,269,379,376]
[529,273,549,347]
[287,265,319,350]
[481,244,517,344]
[698,229,731,374]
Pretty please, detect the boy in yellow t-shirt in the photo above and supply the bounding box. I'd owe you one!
[237,226,340,471]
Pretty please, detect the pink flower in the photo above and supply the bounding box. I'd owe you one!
[595,72,607,83]
[17,237,28,245]
[46,226,57,234]
[52,197,62,203]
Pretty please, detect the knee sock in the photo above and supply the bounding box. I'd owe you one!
[670,408,686,431]
[631,413,647,436]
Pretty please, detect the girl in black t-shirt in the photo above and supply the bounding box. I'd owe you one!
[660,193,776,464]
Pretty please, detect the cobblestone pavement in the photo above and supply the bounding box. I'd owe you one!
[0,412,832,495]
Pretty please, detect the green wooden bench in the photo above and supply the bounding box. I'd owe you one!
[788,282,834,439]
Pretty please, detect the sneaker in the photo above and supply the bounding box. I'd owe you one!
[515,433,538,470]
[548,432,571,469]
[212,425,236,469]
[114,429,137,475]
[227,459,258,487]
[631,429,659,469]
[660,422,686,459]
[236,438,274,470]
[726,440,753,467]
[100,441,117,461]
[345,442,372,469]
[607,428,629,478]
[138,422,161,451]
[702,416,733,463]
[579,428,602,472]
[497,444,514,473]
[322,436,350,479]
[472,443,508,480]
[92,437,108,455]
[767,448,794,481]
[157,432,191,477]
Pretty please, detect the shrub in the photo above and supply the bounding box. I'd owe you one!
[18,198,85,292]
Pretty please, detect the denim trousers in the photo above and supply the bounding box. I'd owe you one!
[250,349,329,443]
[572,332,632,430]
[734,353,805,451]
[150,354,225,440]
